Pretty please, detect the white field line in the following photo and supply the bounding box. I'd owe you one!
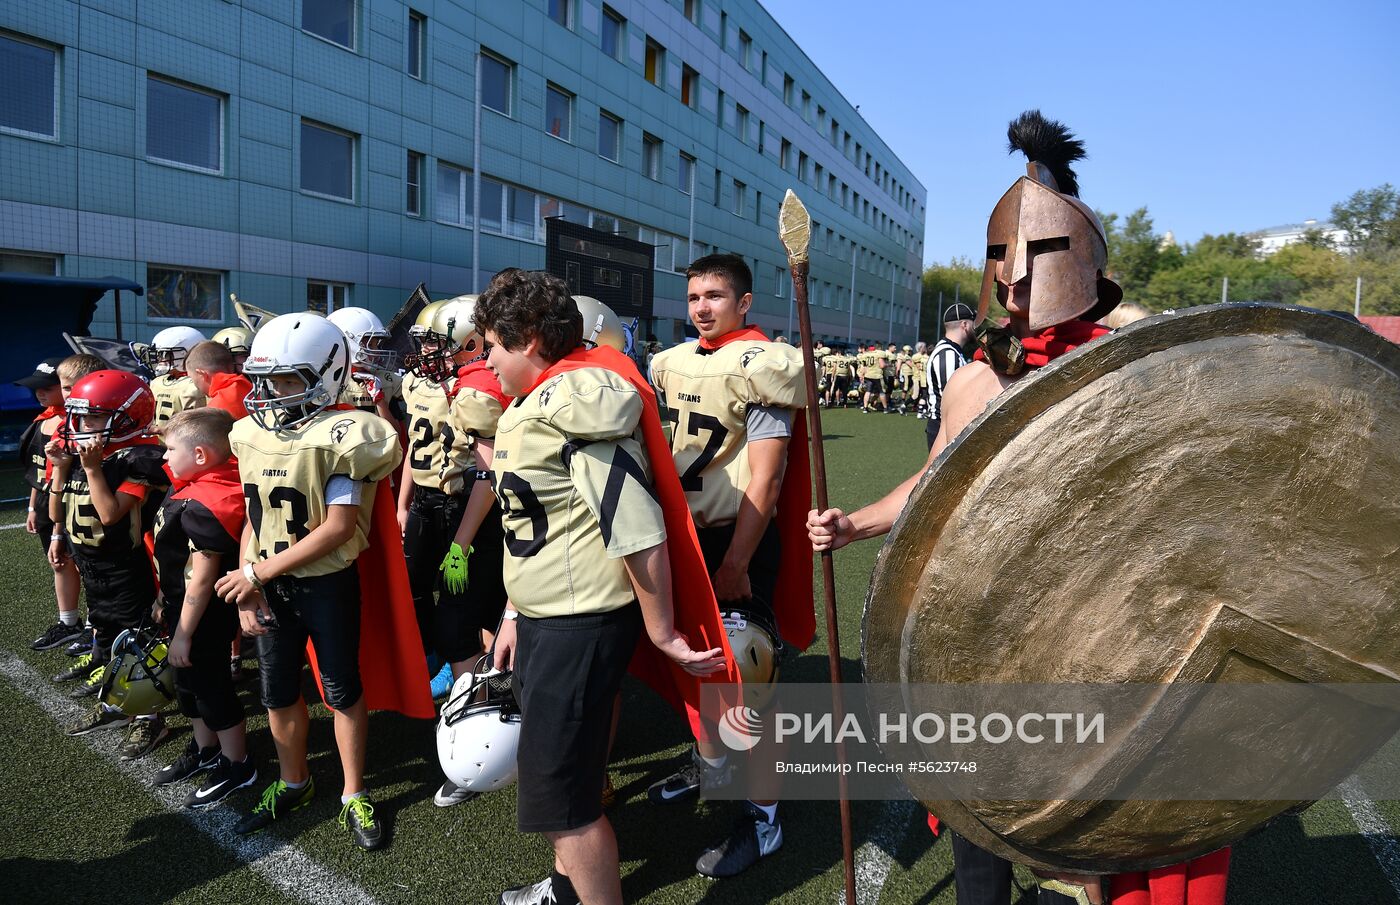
[1341,779,1400,901]
[0,650,381,905]
[841,797,919,905]
[1,522,28,530]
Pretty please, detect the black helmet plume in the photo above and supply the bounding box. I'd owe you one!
[1006,110,1086,198]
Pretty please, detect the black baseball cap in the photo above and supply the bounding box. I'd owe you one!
[944,303,976,323]
[15,356,65,389]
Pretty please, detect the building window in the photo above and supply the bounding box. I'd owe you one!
[406,151,423,216]
[601,7,624,60]
[738,29,751,69]
[642,133,661,181]
[716,90,725,127]
[407,11,425,78]
[0,34,58,139]
[300,121,354,200]
[813,162,823,186]
[684,0,701,24]
[302,0,355,50]
[545,84,571,141]
[713,168,722,206]
[754,190,762,225]
[503,184,535,239]
[802,91,811,120]
[757,120,766,154]
[775,266,786,299]
[480,51,512,116]
[0,250,58,274]
[592,212,619,234]
[307,280,349,314]
[797,151,808,182]
[681,64,698,108]
[479,176,504,233]
[735,104,749,144]
[644,38,664,87]
[831,119,839,145]
[547,0,571,28]
[783,74,793,106]
[678,151,695,194]
[146,77,222,173]
[147,266,222,322]
[597,110,620,161]
[732,179,745,217]
[435,161,472,226]
[779,139,791,170]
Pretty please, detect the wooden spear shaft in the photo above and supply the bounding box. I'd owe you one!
[780,190,856,905]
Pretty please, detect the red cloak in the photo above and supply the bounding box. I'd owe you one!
[454,360,511,408]
[522,345,741,739]
[205,372,252,420]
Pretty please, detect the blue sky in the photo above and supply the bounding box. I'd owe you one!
[760,0,1400,266]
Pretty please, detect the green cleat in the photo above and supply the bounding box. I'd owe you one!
[234,778,315,835]
[339,795,384,850]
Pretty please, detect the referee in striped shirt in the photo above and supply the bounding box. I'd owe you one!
[925,303,976,450]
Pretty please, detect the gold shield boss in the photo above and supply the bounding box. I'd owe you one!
[985,175,1122,332]
[863,304,1400,873]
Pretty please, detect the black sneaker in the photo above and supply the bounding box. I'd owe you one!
[499,876,578,905]
[185,756,257,809]
[67,705,132,736]
[339,795,384,850]
[695,802,784,878]
[31,621,85,651]
[234,778,315,835]
[64,629,94,656]
[69,662,107,698]
[155,738,222,785]
[119,714,169,760]
[647,746,730,805]
[54,652,96,683]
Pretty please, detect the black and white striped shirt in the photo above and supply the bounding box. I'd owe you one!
[926,338,967,423]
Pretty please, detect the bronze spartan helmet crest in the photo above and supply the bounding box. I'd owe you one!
[979,111,1123,332]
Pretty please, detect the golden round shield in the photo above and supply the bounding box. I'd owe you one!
[863,304,1400,872]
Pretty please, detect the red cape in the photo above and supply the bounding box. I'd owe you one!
[33,404,62,423]
[973,320,1111,370]
[696,326,815,650]
[304,405,435,719]
[1113,849,1230,905]
[206,372,252,420]
[454,360,511,407]
[525,345,741,739]
[165,460,245,540]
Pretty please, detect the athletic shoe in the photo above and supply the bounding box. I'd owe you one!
[119,715,169,760]
[185,756,257,809]
[339,795,384,850]
[155,738,222,785]
[54,652,95,683]
[695,802,784,878]
[647,746,731,805]
[31,621,85,651]
[64,629,94,656]
[67,705,131,736]
[234,778,315,835]
[433,778,479,808]
[499,877,571,905]
[429,662,454,699]
[69,663,106,698]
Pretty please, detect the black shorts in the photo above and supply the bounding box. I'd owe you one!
[513,604,642,834]
[695,520,780,627]
[926,416,941,450]
[167,596,243,732]
[33,504,55,551]
[71,546,157,653]
[863,377,884,395]
[257,567,363,712]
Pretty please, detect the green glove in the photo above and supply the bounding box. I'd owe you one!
[440,542,472,594]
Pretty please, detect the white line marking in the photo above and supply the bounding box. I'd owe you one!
[0,650,381,905]
[1,522,28,530]
[842,797,919,905]
[1341,780,1400,901]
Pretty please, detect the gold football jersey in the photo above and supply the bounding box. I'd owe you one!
[151,374,205,426]
[450,385,505,443]
[910,352,929,385]
[492,367,666,619]
[650,339,806,529]
[230,409,402,577]
[403,373,473,494]
[338,367,403,413]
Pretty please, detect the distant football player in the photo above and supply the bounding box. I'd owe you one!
[144,326,207,429]
[328,306,404,426]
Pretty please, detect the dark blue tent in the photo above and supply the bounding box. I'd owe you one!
[0,273,143,386]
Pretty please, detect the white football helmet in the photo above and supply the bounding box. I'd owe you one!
[327,306,397,371]
[142,325,206,375]
[437,655,521,793]
[243,313,351,430]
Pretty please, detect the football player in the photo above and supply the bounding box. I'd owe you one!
[477,269,726,905]
[187,341,253,420]
[212,326,254,372]
[46,369,170,759]
[151,408,255,801]
[328,306,404,425]
[213,312,422,850]
[144,326,208,429]
[648,253,815,878]
[909,341,929,418]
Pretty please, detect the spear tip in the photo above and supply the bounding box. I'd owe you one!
[779,190,812,264]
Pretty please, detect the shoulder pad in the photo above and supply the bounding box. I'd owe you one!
[736,342,807,409]
[539,368,643,440]
[452,386,505,436]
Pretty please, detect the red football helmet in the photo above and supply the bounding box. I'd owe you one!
[59,370,156,452]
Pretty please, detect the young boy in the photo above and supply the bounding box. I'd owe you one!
[327,307,404,426]
[187,340,253,420]
[396,296,486,697]
[213,312,413,849]
[212,326,253,372]
[145,326,208,429]
[477,270,725,905]
[48,369,170,759]
[648,253,814,878]
[18,357,84,651]
[152,408,255,803]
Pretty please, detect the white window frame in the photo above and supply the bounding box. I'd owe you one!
[597,110,621,162]
[407,10,426,79]
[307,280,350,314]
[299,119,356,202]
[480,50,513,117]
[642,133,662,181]
[406,150,424,216]
[145,75,224,175]
[678,151,695,195]
[301,0,357,51]
[0,32,60,141]
[544,83,572,143]
[547,0,573,29]
[0,250,59,275]
[600,7,624,60]
[145,265,225,324]
[435,161,472,227]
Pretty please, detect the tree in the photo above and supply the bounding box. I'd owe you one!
[1192,233,1261,259]
[920,257,984,343]
[1330,184,1400,255]
[1099,207,1162,298]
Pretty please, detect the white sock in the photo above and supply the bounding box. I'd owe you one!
[341,791,365,805]
[700,752,728,769]
[750,801,778,823]
[285,777,309,790]
[59,611,80,626]
[136,713,158,722]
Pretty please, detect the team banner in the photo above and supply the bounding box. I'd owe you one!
[386,283,431,361]
[232,295,278,332]
[63,333,151,378]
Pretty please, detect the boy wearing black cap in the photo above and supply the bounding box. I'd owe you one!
[926,304,975,449]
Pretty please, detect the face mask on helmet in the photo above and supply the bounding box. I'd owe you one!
[406,329,456,381]
[436,654,522,792]
[140,345,187,377]
[352,331,398,371]
[99,629,176,717]
[59,371,156,453]
[244,367,334,430]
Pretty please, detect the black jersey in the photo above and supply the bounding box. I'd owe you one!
[153,493,241,607]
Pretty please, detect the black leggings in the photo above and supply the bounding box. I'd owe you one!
[257,568,363,711]
[167,597,243,732]
[72,547,156,657]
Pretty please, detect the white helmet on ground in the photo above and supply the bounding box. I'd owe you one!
[437,655,521,793]
[243,313,352,430]
[327,306,397,371]
[143,325,207,375]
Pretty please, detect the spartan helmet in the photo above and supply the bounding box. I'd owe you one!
[722,610,782,711]
[573,295,627,353]
[981,111,1122,332]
